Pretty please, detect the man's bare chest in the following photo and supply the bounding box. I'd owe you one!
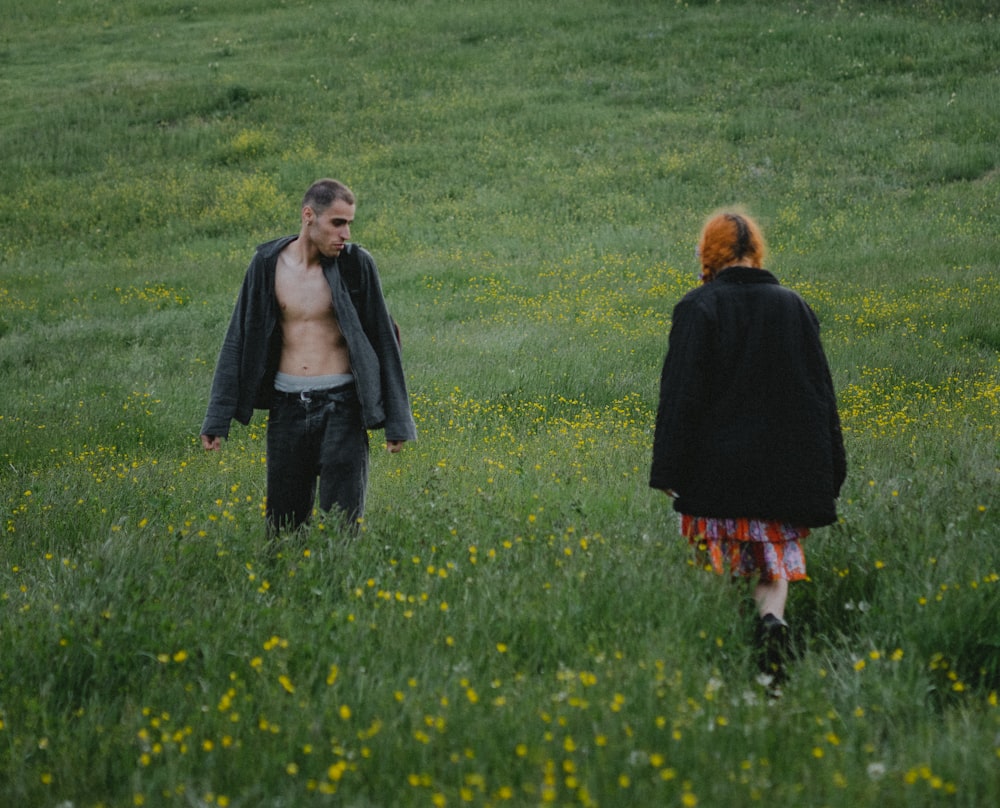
[275,261,337,322]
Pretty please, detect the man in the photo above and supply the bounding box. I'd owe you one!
[201,179,416,532]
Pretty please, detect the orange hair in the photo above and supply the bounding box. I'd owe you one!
[697,210,766,282]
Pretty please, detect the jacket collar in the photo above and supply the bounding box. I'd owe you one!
[257,234,297,257]
[714,265,778,285]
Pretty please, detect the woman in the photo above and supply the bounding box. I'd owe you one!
[650,210,846,688]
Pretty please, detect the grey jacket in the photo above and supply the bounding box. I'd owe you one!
[201,236,417,443]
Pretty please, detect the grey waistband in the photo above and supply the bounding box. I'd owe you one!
[274,372,354,394]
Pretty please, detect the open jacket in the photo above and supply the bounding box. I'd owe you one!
[650,266,845,527]
[201,236,417,443]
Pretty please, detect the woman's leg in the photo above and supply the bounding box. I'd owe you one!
[753,577,788,619]
[753,577,791,688]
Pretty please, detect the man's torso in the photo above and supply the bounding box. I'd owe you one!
[274,246,352,376]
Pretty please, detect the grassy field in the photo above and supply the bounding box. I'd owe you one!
[1,0,999,805]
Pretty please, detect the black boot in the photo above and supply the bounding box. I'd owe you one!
[755,613,790,690]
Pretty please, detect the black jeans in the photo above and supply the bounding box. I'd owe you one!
[265,384,368,532]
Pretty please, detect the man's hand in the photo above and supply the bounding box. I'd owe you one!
[201,434,222,451]
[386,440,404,454]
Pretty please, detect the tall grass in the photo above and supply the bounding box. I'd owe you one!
[1,0,998,805]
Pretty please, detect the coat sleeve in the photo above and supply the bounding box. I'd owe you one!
[650,296,712,493]
[200,264,255,438]
[803,305,847,498]
[819,342,847,496]
[355,251,417,442]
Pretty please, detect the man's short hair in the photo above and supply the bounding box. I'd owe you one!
[303,179,355,213]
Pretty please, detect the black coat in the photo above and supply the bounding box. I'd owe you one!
[650,266,846,526]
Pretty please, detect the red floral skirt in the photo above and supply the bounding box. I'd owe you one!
[681,515,809,582]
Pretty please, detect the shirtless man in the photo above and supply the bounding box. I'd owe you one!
[200,179,416,532]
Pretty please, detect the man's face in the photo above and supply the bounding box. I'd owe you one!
[306,199,355,257]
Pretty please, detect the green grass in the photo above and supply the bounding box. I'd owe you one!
[1,0,999,805]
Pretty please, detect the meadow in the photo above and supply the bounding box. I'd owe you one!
[1,0,998,805]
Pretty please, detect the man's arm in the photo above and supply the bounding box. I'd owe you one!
[200,254,261,446]
[352,248,417,442]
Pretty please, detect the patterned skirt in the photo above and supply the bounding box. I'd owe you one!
[681,514,809,582]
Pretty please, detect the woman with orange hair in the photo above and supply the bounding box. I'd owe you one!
[650,209,846,691]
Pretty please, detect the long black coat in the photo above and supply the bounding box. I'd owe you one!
[650,266,846,527]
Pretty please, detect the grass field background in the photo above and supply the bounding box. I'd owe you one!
[1,0,998,805]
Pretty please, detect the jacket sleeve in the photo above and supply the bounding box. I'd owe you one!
[357,252,417,442]
[804,306,847,498]
[820,346,847,496]
[650,296,712,493]
[200,267,254,439]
